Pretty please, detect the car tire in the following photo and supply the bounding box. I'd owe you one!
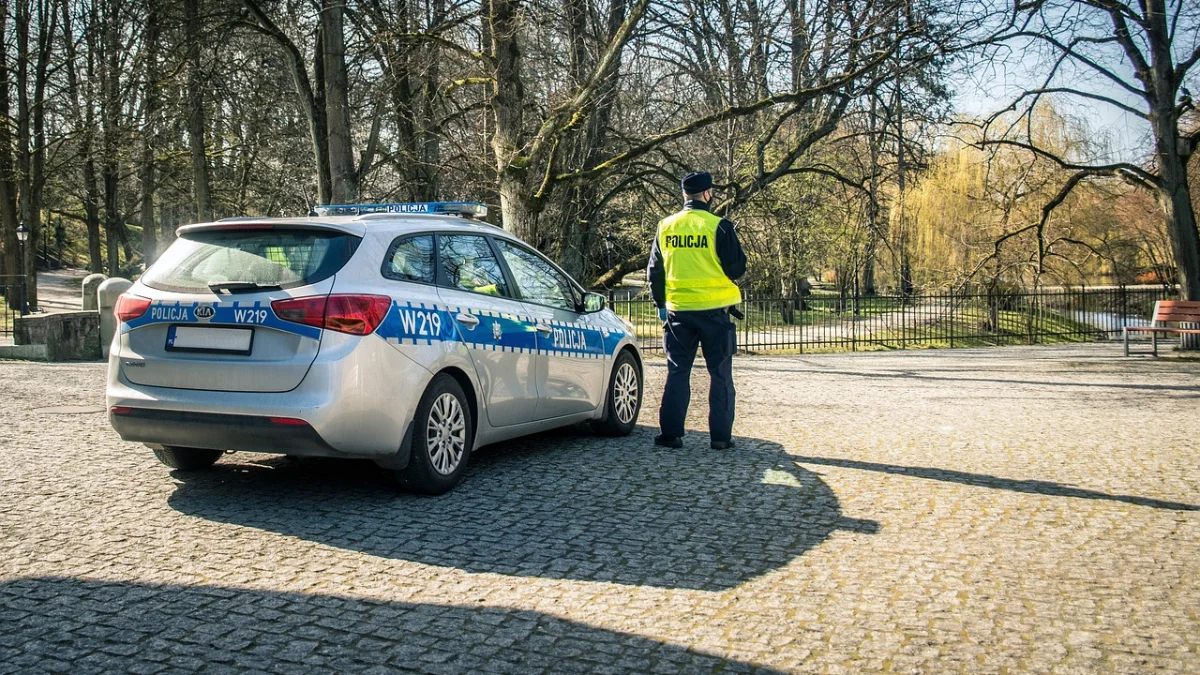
[152,446,223,471]
[396,374,474,495]
[594,350,642,436]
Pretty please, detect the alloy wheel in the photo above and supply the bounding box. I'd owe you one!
[614,362,639,425]
[426,393,467,475]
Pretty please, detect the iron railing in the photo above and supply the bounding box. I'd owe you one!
[0,275,27,338]
[610,285,1179,354]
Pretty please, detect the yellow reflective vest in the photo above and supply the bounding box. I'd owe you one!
[656,208,742,311]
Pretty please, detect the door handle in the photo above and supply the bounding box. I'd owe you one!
[535,323,553,335]
[456,313,480,328]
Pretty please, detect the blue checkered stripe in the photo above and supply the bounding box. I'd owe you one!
[378,301,625,359]
[120,300,323,340]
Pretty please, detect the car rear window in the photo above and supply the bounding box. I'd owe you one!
[142,228,361,293]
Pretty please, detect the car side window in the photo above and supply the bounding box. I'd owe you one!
[494,239,577,311]
[438,234,511,297]
[383,234,436,283]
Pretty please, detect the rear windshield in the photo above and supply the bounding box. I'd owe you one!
[142,228,360,293]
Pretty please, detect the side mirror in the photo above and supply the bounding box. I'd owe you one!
[583,292,606,313]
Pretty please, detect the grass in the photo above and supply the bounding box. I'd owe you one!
[625,304,1110,354]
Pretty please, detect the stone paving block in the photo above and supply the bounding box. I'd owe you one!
[0,345,1198,673]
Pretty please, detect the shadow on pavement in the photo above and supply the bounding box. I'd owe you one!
[168,426,876,591]
[793,455,1200,511]
[0,577,787,673]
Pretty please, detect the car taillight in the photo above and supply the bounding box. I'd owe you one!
[271,296,327,330]
[271,294,391,336]
[114,294,152,322]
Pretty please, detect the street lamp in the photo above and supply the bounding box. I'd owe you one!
[15,224,28,316]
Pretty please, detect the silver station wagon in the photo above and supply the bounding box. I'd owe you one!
[106,202,644,494]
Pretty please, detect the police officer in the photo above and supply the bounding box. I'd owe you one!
[647,171,746,450]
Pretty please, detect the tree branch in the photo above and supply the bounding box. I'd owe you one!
[555,44,900,185]
[978,138,1162,188]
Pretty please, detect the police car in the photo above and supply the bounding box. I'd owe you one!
[106,202,643,494]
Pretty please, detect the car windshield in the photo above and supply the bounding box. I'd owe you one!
[142,228,360,293]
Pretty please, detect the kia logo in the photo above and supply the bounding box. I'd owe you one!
[194,306,215,319]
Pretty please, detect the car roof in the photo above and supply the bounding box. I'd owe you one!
[178,214,515,241]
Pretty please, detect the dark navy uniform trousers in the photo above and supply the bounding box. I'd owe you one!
[660,307,736,442]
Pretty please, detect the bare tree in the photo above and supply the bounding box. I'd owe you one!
[971,0,1200,301]
[184,0,213,220]
[137,0,160,263]
[321,0,356,203]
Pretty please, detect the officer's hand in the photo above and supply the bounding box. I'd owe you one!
[658,307,668,323]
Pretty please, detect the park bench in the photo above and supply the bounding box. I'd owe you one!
[1123,300,1200,356]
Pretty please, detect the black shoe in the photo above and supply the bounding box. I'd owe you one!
[654,435,683,449]
[711,440,735,450]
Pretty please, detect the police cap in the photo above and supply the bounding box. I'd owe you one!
[681,171,713,193]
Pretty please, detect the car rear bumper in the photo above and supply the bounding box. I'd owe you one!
[105,334,429,458]
[109,408,342,457]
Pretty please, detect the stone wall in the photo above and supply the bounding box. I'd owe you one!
[14,311,102,360]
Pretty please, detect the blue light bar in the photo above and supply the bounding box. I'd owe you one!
[311,201,488,218]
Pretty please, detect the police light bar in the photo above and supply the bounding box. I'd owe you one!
[311,202,488,218]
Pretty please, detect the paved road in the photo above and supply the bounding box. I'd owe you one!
[1,345,1198,673]
[35,268,88,312]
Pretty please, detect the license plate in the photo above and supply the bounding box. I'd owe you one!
[166,325,254,354]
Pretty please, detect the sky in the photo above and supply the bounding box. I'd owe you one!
[948,52,1155,164]
[941,4,1200,165]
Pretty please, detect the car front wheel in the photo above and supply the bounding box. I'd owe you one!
[594,350,642,436]
[396,374,473,495]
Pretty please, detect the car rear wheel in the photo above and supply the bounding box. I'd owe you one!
[396,374,473,495]
[594,350,642,436]
[152,446,223,471]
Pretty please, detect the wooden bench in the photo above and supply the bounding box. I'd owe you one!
[1123,300,1200,356]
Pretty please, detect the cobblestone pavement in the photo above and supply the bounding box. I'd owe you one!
[1,344,1198,673]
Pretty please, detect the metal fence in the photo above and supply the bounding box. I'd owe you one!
[0,275,26,338]
[610,285,1179,354]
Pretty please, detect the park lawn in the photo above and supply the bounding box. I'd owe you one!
[617,297,912,341]
[626,304,1106,353]
[740,306,1106,354]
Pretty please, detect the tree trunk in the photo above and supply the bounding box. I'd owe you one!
[138,0,160,264]
[1143,0,1200,345]
[489,0,536,240]
[184,0,212,221]
[101,0,120,276]
[417,0,446,200]
[241,0,333,205]
[83,156,102,270]
[479,0,494,185]
[863,93,880,295]
[593,253,648,289]
[60,0,103,271]
[13,0,54,307]
[550,0,626,279]
[498,170,540,245]
[0,0,19,308]
[31,0,53,275]
[788,0,808,91]
[321,0,355,203]
[15,0,38,306]
[1158,158,1200,301]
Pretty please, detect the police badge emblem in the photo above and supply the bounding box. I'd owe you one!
[492,321,503,342]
